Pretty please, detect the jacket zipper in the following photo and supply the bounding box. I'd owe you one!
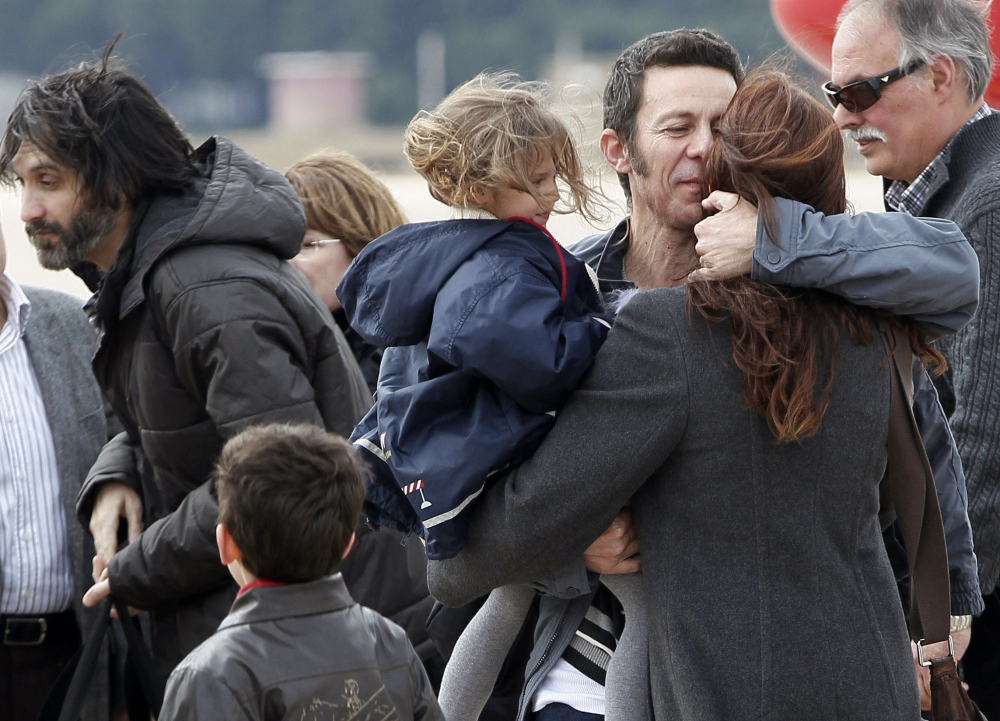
[527,609,565,687]
[518,608,567,720]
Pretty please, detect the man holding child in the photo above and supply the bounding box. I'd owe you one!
[430,29,983,721]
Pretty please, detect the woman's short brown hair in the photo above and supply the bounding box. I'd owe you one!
[285,152,407,258]
[404,72,605,223]
[215,424,367,583]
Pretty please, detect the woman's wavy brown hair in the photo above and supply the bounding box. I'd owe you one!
[688,68,944,443]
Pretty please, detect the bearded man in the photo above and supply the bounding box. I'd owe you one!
[0,45,372,678]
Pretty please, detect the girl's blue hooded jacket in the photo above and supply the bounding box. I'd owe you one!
[338,218,612,559]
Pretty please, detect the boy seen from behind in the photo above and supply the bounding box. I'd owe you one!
[159,424,442,721]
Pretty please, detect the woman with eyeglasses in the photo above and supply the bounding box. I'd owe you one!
[286,151,407,393]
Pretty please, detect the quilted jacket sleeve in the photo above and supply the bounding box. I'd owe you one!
[108,278,328,606]
[108,481,224,608]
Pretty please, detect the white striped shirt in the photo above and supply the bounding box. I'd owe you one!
[0,274,75,614]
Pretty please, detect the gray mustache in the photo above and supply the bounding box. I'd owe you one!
[846,126,887,143]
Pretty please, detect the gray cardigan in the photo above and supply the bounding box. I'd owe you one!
[428,287,921,720]
[923,113,1000,595]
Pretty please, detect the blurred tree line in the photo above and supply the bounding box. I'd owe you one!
[0,0,784,125]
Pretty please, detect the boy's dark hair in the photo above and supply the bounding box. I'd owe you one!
[0,34,197,212]
[603,29,745,201]
[215,424,367,583]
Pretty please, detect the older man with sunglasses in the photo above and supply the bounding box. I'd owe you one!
[831,0,1000,714]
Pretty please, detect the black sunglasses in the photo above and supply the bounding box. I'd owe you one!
[822,59,925,113]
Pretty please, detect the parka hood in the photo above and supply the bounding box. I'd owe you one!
[172,136,305,257]
[338,219,535,347]
[116,136,306,318]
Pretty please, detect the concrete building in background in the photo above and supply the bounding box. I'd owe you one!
[259,51,371,129]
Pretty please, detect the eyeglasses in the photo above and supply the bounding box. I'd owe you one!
[300,237,341,254]
[822,60,925,113]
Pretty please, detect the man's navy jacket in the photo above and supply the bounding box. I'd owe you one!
[338,218,612,559]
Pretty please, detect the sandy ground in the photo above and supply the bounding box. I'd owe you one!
[0,159,888,301]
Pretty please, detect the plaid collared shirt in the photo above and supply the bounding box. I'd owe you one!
[885,104,996,216]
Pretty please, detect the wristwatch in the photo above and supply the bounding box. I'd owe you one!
[950,614,973,633]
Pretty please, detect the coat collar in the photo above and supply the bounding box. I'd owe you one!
[573,217,633,299]
[219,573,355,630]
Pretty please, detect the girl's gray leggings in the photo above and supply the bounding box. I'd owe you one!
[438,573,651,721]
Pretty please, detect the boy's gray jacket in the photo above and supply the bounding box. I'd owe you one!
[159,574,443,721]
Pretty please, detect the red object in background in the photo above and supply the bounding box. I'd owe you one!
[770,0,1000,107]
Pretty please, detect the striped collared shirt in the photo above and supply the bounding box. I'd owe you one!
[0,274,75,614]
[885,104,996,216]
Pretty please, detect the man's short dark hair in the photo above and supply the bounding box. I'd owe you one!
[215,424,367,584]
[604,29,745,201]
[0,36,197,212]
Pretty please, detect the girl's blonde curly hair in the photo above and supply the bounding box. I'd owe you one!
[405,72,604,223]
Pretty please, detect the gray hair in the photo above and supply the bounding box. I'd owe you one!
[839,0,993,103]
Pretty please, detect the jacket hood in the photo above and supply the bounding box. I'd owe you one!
[175,136,305,257]
[338,219,532,347]
[118,136,306,317]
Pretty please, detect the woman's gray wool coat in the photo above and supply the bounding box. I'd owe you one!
[429,286,922,721]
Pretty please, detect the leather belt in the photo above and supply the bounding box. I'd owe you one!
[1,609,76,646]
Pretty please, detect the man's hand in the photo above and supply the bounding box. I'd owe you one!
[911,628,972,711]
[689,191,759,282]
[83,562,111,608]
[584,505,640,574]
[82,559,137,617]
[89,481,143,579]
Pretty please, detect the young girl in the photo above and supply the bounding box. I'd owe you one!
[338,73,645,721]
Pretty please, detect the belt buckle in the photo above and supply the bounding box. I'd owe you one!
[4,618,47,645]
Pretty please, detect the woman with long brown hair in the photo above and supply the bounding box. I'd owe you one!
[428,68,933,719]
[689,69,944,444]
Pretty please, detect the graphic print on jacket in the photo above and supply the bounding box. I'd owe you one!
[299,679,397,720]
[338,218,611,559]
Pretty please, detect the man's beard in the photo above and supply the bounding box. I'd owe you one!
[26,207,115,271]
